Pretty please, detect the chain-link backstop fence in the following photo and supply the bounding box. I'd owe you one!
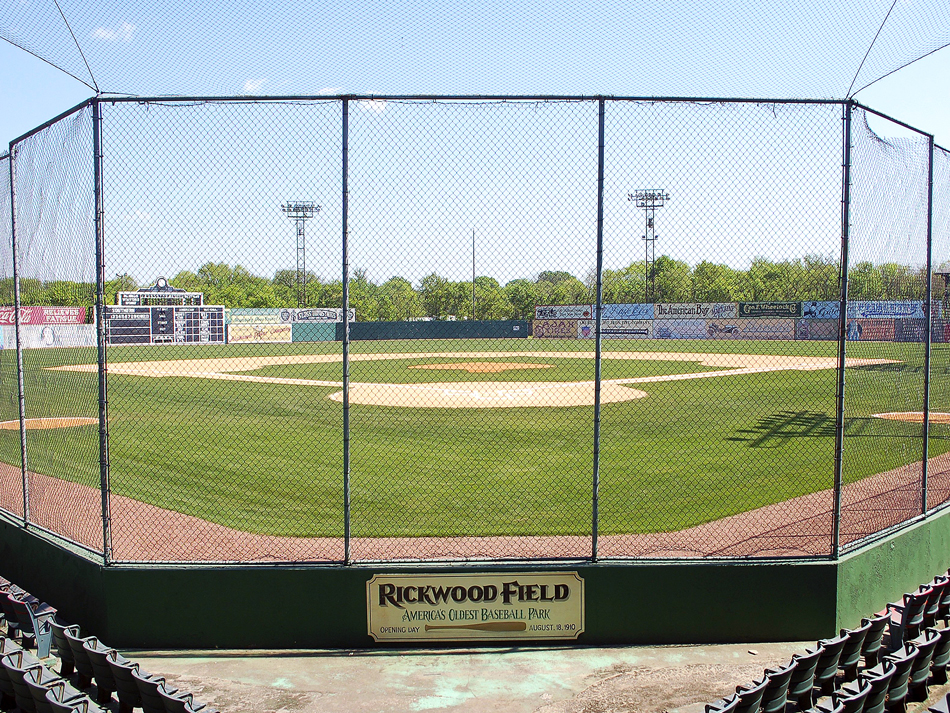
[2,96,947,564]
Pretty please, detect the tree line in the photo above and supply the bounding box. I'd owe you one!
[1,255,943,320]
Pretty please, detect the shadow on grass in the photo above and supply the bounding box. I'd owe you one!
[728,410,927,448]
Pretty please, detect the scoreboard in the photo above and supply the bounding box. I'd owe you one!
[105,305,226,345]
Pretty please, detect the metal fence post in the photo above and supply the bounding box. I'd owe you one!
[93,99,113,564]
[832,100,853,557]
[922,134,935,515]
[341,98,352,565]
[591,98,606,562]
[8,145,29,526]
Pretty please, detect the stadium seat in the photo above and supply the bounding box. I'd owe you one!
[922,576,949,628]
[8,596,56,659]
[0,637,24,709]
[81,638,116,704]
[132,666,178,713]
[23,665,66,713]
[107,650,146,713]
[46,693,106,713]
[49,619,78,677]
[881,643,919,713]
[861,613,890,668]
[1,649,44,712]
[730,676,768,713]
[704,694,739,713]
[886,588,931,651]
[158,686,218,713]
[815,677,871,713]
[843,660,895,713]
[813,632,849,695]
[940,571,950,626]
[930,626,950,684]
[62,629,95,690]
[908,628,940,701]
[788,646,823,710]
[0,592,32,639]
[837,621,871,682]
[759,660,796,713]
[43,682,86,713]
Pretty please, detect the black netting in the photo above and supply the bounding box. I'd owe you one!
[9,103,102,552]
[928,146,950,512]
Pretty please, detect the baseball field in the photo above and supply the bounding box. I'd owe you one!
[0,336,946,556]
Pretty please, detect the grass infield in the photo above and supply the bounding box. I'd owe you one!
[1,337,946,538]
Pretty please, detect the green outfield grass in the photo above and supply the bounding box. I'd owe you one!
[1,337,947,538]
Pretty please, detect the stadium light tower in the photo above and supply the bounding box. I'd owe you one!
[628,189,670,303]
[281,201,321,307]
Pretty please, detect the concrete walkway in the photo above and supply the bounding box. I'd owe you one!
[125,641,945,713]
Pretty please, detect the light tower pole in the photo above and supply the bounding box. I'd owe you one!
[628,189,670,303]
[282,201,321,307]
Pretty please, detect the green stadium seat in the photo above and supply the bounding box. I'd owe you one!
[62,629,95,689]
[788,646,823,710]
[158,686,218,713]
[704,693,738,713]
[132,666,178,713]
[730,677,768,713]
[24,665,66,713]
[843,659,895,713]
[861,613,890,668]
[46,693,106,713]
[930,626,950,685]
[1,648,44,712]
[107,650,146,713]
[922,576,949,629]
[760,660,795,713]
[837,620,871,682]
[49,618,78,677]
[886,588,931,651]
[80,638,116,705]
[881,643,919,713]
[908,628,940,701]
[0,636,24,709]
[8,596,55,659]
[813,632,849,695]
[43,682,86,713]
[816,677,871,713]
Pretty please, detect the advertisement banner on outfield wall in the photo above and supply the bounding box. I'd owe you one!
[226,308,283,325]
[895,319,927,343]
[577,320,653,339]
[602,304,654,320]
[532,319,577,339]
[227,324,293,343]
[367,572,585,643]
[535,305,592,320]
[801,301,840,320]
[796,319,839,341]
[738,302,802,319]
[18,324,97,348]
[653,320,708,339]
[848,301,930,319]
[653,303,737,319]
[0,306,87,325]
[932,320,950,343]
[734,319,796,340]
[280,307,356,323]
[845,319,896,341]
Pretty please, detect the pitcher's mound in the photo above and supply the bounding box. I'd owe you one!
[0,417,98,430]
[872,412,950,424]
[329,381,647,408]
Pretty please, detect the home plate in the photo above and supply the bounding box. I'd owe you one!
[328,382,648,408]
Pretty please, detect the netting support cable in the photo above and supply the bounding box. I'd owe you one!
[341,98,352,565]
[845,0,897,98]
[591,99,606,562]
[51,0,99,95]
[833,100,854,557]
[93,99,113,564]
[922,136,935,515]
[8,145,29,526]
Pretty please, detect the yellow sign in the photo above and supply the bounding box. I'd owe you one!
[366,572,584,642]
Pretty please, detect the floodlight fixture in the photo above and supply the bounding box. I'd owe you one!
[282,201,322,307]
[628,189,670,303]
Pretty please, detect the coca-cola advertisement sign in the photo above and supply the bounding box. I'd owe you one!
[0,307,87,325]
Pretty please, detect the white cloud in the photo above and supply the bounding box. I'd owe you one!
[92,22,135,43]
[318,87,343,95]
[357,97,387,114]
[242,78,267,95]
